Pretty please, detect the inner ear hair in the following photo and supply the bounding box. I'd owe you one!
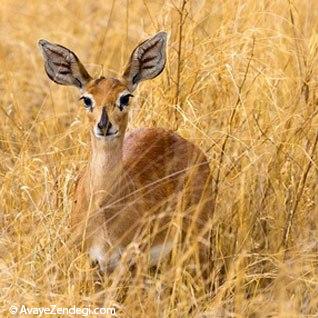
[122,31,167,91]
[38,39,92,89]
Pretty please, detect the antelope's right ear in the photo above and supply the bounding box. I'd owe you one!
[122,32,167,92]
[38,39,92,89]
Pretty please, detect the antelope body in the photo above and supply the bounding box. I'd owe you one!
[39,32,212,274]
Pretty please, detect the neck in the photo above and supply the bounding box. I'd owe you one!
[89,134,124,202]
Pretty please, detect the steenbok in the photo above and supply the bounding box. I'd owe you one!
[38,32,213,278]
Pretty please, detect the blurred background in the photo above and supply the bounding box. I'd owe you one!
[0,0,318,316]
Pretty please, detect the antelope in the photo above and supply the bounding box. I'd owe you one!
[38,32,212,277]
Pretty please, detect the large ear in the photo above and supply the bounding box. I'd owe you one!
[122,31,167,91]
[38,39,92,89]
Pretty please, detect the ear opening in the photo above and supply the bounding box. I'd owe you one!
[122,31,168,91]
[38,39,92,89]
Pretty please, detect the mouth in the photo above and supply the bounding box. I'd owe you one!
[94,125,119,139]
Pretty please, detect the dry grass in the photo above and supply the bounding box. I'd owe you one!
[1,0,318,317]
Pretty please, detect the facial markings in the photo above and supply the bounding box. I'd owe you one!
[81,78,131,138]
[84,78,127,110]
[116,90,134,111]
[79,93,95,112]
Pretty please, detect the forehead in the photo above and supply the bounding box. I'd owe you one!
[84,77,127,104]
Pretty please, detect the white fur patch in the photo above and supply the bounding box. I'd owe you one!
[89,244,105,265]
[89,244,122,273]
[90,242,173,271]
[149,242,173,266]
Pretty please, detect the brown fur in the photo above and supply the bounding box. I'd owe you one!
[39,34,213,275]
[71,78,213,273]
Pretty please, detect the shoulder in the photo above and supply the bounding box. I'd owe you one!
[124,127,185,151]
[123,127,208,163]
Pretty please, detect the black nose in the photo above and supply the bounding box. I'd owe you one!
[98,107,112,131]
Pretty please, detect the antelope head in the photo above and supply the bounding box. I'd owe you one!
[38,32,167,147]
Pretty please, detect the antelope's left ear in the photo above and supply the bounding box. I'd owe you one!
[122,31,167,92]
[38,39,92,89]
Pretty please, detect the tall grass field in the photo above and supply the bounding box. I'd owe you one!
[0,0,318,317]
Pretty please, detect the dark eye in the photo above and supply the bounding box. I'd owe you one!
[80,96,93,110]
[118,94,133,111]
